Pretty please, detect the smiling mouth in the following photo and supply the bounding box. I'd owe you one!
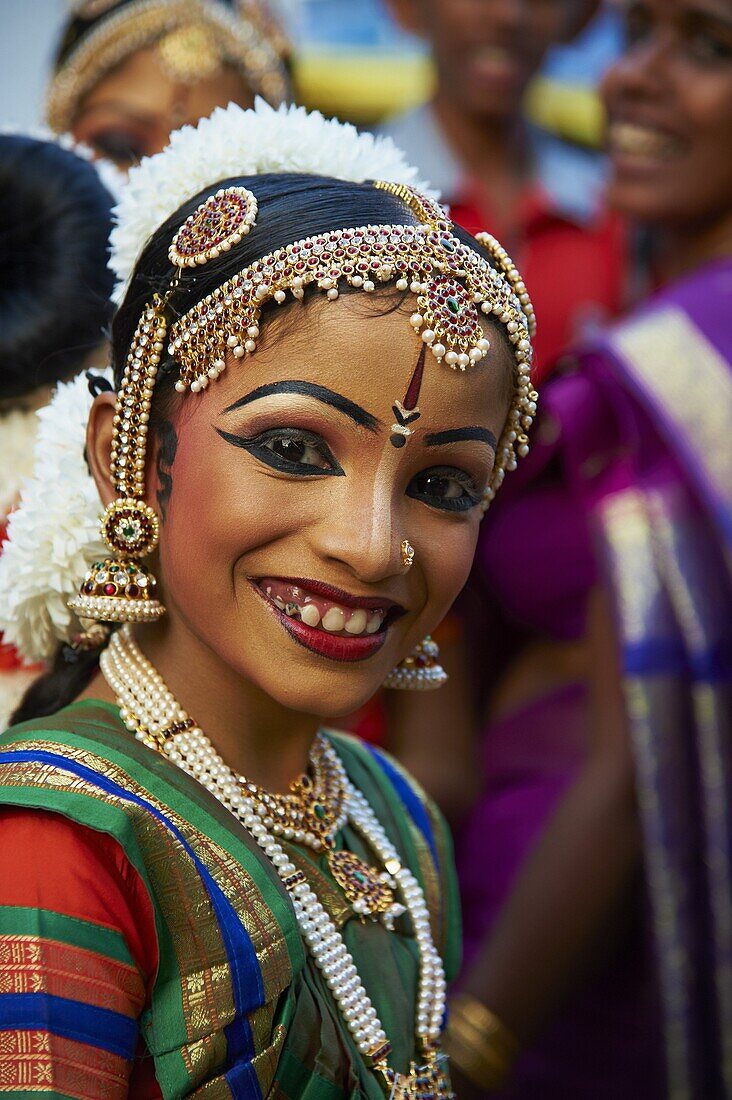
[608,121,683,162]
[250,577,405,663]
[470,45,523,80]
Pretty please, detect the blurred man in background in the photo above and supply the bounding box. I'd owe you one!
[382,0,626,378]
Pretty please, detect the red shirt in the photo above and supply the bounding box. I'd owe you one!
[451,181,627,383]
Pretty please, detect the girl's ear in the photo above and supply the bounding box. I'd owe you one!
[86,391,118,508]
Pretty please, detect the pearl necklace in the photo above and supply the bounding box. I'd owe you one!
[100,626,452,1097]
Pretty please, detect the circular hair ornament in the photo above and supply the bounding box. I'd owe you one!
[101,498,160,558]
[169,186,258,268]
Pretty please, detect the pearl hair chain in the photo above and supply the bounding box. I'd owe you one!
[100,626,450,1093]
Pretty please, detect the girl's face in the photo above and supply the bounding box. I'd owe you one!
[602,0,732,226]
[145,295,511,718]
[72,45,254,170]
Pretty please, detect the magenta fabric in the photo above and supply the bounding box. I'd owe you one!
[457,683,665,1100]
[457,257,732,1099]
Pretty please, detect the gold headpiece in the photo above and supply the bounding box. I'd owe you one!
[70,178,537,628]
[161,181,537,507]
[47,0,290,133]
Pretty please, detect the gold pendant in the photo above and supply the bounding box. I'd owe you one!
[327,849,406,929]
[377,1048,454,1099]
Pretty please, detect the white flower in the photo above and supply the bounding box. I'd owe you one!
[110,98,435,300]
[0,371,109,663]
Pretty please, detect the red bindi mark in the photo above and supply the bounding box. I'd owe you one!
[403,344,425,410]
[390,345,425,448]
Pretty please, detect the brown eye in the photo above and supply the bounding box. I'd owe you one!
[216,426,344,476]
[263,435,329,469]
[407,467,481,513]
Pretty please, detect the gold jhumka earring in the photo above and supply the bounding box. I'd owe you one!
[69,300,167,626]
[69,186,259,629]
[383,637,448,691]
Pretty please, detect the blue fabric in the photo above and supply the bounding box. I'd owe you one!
[226,1056,265,1098]
[366,745,438,863]
[0,992,138,1059]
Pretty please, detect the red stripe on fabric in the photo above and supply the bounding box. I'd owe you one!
[0,1029,130,1097]
[0,808,158,988]
[0,935,146,1017]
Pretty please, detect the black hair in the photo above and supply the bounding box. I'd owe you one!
[12,172,505,725]
[0,135,115,401]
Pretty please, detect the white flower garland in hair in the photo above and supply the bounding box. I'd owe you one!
[0,408,41,519]
[0,371,110,663]
[110,97,434,299]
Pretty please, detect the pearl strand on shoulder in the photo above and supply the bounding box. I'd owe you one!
[100,626,448,1074]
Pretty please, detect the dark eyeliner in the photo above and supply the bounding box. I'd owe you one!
[407,466,483,513]
[215,426,344,476]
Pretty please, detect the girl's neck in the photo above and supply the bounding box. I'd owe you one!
[432,93,530,228]
[88,617,320,794]
[651,209,732,285]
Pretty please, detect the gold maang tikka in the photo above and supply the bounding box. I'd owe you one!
[164,179,537,510]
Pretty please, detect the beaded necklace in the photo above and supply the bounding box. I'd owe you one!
[100,626,453,1098]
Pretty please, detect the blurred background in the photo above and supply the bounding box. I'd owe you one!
[1,0,621,141]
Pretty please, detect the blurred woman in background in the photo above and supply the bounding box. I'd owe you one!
[46,0,291,170]
[396,1,732,1096]
[0,133,117,727]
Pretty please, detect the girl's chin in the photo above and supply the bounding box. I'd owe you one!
[260,676,384,721]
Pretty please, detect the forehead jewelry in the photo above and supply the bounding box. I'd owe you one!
[159,180,536,509]
[401,540,415,569]
[46,0,289,133]
[101,179,536,637]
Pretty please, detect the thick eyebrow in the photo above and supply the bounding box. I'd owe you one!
[424,427,498,452]
[221,380,380,431]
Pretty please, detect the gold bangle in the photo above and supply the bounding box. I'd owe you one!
[443,994,519,1092]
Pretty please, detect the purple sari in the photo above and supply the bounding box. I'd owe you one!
[458,257,732,1099]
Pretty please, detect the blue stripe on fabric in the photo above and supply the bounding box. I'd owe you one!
[0,992,137,1059]
[366,745,437,862]
[623,640,732,681]
[0,748,263,1095]
[226,1055,265,1098]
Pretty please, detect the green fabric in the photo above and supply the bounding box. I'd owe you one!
[0,905,136,967]
[0,702,460,1098]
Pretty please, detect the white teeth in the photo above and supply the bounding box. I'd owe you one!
[322,607,346,632]
[300,604,321,628]
[345,609,368,635]
[274,597,286,610]
[610,121,677,157]
[365,613,383,634]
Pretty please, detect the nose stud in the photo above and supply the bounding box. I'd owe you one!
[401,539,415,569]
